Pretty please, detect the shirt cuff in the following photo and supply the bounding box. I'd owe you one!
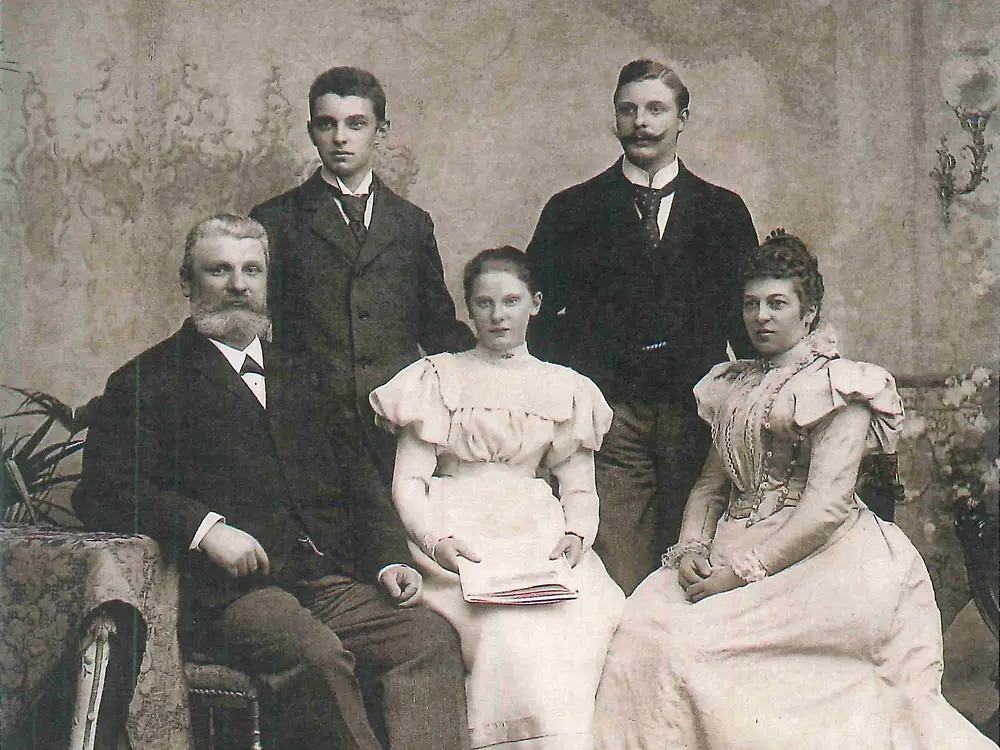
[190,512,226,550]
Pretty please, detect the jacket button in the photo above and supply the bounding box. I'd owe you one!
[358,357,372,369]
[358,311,370,321]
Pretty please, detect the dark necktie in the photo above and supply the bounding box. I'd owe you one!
[633,179,677,249]
[239,356,264,377]
[328,185,370,244]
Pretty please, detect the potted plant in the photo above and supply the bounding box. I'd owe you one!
[0,387,99,526]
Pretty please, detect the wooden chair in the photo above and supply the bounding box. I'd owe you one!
[184,658,303,750]
[954,489,999,741]
[856,451,905,523]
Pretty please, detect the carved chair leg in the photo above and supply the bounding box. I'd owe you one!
[250,695,263,750]
[69,612,117,750]
[207,706,216,750]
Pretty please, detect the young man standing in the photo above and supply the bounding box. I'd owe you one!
[251,67,473,476]
[527,60,758,593]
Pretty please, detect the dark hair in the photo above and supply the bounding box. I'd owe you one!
[740,230,824,330]
[180,214,269,284]
[308,67,387,122]
[614,59,690,112]
[462,247,538,307]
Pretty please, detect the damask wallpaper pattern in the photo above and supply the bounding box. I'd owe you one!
[3,58,418,399]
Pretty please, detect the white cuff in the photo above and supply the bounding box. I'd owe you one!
[190,512,226,550]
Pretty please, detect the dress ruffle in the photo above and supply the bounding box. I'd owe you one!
[369,353,614,464]
[694,358,904,454]
[693,361,739,426]
[789,359,904,452]
[370,356,452,446]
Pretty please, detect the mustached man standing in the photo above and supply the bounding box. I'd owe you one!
[527,60,758,594]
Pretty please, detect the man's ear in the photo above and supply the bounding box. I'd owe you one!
[179,272,191,298]
[530,291,543,316]
[306,121,317,147]
[376,119,391,140]
[678,108,690,131]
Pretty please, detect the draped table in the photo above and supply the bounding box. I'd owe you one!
[0,525,192,748]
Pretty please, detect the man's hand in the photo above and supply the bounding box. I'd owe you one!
[549,533,585,568]
[686,566,745,603]
[379,565,423,607]
[199,523,270,578]
[677,552,713,591]
[433,536,482,574]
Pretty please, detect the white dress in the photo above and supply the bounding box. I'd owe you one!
[370,345,625,749]
[594,326,997,750]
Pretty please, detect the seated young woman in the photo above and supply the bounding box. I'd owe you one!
[594,230,997,749]
[370,247,625,750]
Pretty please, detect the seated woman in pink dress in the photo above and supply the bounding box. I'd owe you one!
[370,247,625,749]
[594,230,997,750]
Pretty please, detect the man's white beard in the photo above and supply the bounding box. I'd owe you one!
[191,303,271,343]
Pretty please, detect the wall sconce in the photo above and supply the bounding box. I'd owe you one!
[931,103,997,223]
[933,45,1000,223]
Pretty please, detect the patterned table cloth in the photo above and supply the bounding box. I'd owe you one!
[0,525,192,748]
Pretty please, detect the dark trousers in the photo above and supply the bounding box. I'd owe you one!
[593,400,711,595]
[209,577,469,750]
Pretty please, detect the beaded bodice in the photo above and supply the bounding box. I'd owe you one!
[708,326,840,527]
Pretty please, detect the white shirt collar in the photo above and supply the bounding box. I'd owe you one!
[210,336,264,374]
[320,167,374,197]
[622,157,679,189]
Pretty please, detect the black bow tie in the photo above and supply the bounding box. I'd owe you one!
[239,356,264,377]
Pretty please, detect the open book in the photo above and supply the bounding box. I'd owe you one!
[457,541,579,605]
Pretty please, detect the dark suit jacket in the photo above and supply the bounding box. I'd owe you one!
[250,171,474,417]
[73,320,412,634]
[527,158,757,409]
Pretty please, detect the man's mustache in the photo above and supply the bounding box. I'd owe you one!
[619,131,667,145]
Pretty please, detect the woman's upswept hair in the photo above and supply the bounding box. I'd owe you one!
[462,246,538,307]
[740,229,824,329]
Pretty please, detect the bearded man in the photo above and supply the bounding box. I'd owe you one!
[74,214,469,750]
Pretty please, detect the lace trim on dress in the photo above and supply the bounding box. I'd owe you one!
[731,550,769,583]
[661,540,713,569]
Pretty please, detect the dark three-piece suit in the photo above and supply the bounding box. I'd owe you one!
[250,171,475,477]
[74,320,468,750]
[528,158,758,593]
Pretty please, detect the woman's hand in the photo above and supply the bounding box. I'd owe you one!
[433,536,482,574]
[685,566,746,603]
[549,533,585,568]
[677,552,713,591]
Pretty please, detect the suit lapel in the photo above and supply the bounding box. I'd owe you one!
[180,322,266,413]
[300,172,365,268]
[354,177,401,274]
[656,160,697,269]
[659,162,699,270]
[605,160,659,270]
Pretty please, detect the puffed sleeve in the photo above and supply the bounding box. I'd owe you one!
[545,372,615,549]
[547,372,614,467]
[369,355,454,448]
[693,361,744,426]
[370,356,458,559]
[790,359,904,452]
[747,360,905,576]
